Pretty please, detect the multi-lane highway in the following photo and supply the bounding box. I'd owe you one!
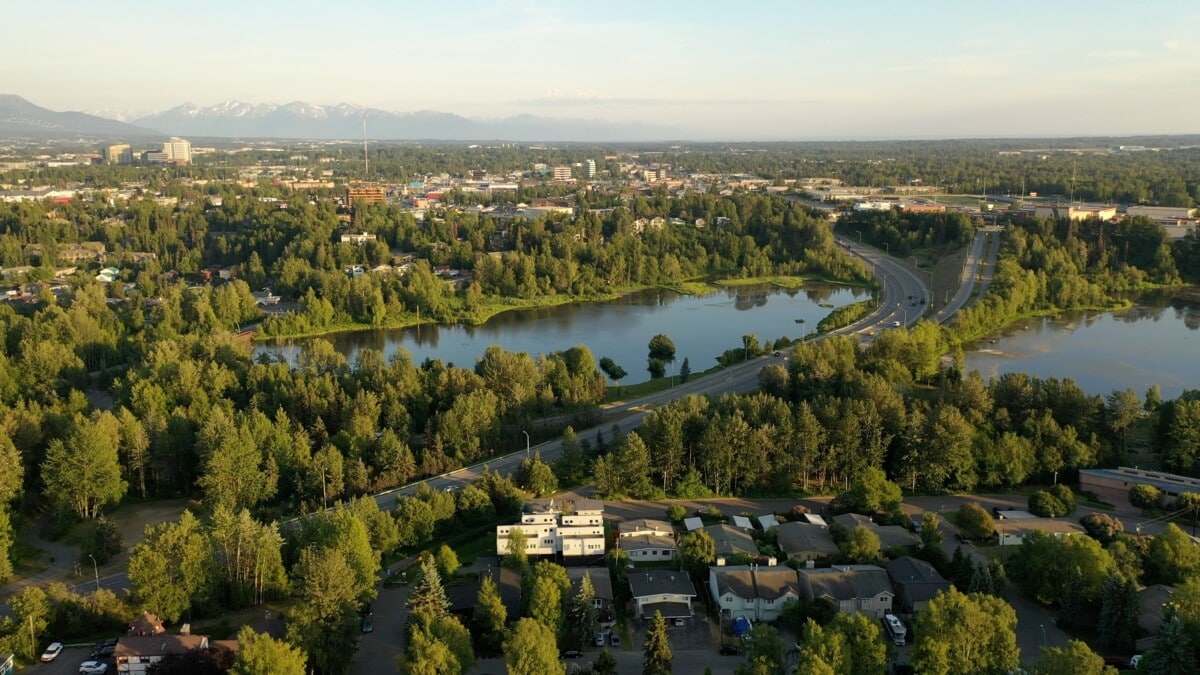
[936,226,1002,322]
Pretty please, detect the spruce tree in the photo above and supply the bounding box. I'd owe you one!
[407,554,450,631]
[1098,573,1138,653]
[570,571,599,646]
[643,611,673,675]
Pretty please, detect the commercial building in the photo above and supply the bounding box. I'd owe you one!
[162,137,191,164]
[496,498,605,559]
[553,166,572,181]
[346,184,387,206]
[103,144,133,164]
[1079,467,1200,507]
[1033,204,1117,222]
[583,159,597,178]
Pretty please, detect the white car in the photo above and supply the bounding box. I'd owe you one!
[79,662,109,675]
[40,642,63,662]
[891,320,901,327]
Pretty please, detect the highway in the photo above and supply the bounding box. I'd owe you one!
[936,226,1003,323]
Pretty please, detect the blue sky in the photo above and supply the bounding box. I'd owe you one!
[3,0,1197,139]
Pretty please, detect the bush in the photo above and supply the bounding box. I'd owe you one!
[1079,513,1124,544]
[1129,484,1161,509]
[1049,485,1077,514]
[955,503,995,541]
[666,504,687,522]
[1028,491,1067,517]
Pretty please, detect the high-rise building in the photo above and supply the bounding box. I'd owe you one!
[553,166,572,181]
[103,144,133,165]
[162,137,192,164]
[583,159,597,179]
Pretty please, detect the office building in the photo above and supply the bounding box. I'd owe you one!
[103,144,133,165]
[346,184,386,206]
[553,166,572,181]
[162,137,191,164]
[583,159,597,178]
[496,498,605,558]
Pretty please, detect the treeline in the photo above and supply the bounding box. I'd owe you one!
[840,209,976,256]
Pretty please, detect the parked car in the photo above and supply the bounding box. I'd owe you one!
[595,632,606,646]
[891,321,901,327]
[560,649,582,659]
[719,644,740,656]
[91,643,116,658]
[610,633,621,647]
[673,617,685,627]
[41,642,64,662]
[911,519,923,534]
[79,662,109,675]
[361,616,374,633]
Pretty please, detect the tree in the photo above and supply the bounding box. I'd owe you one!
[954,502,995,541]
[666,504,687,522]
[435,543,461,580]
[1138,606,1198,675]
[1147,523,1200,585]
[679,529,716,576]
[404,624,462,675]
[286,548,361,674]
[679,357,691,383]
[920,512,944,550]
[408,554,450,630]
[839,467,902,516]
[504,527,529,570]
[842,526,882,565]
[1031,640,1106,675]
[1129,483,1161,509]
[41,413,126,518]
[592,650,618,675]
[569,571,600,647]
[230,626,307,675]
[519,453,558,498]
[599,357,627,386]
[1079,513,1124,544]
[1097,573,1138,653]
[128,510,212,622]
[648,358,666,379]
[0,506,14,584]
[429,615,475,674]
[910,588,1019,675]
[9,586,50,660]
[736,624,787,675]
[475,576,508,654]
[1028,490,1070,517]
[527,573,564,635]
[1008,530,1115,605]
[643,611,673,675]
[503,618,565,675]
[648,334,676,364]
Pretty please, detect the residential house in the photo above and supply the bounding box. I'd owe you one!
[776,522,839,562]
[703,524,759,559]
[628,570,697,619]
[115,635,210,674]
[567,567,615,619]
[709,564,802,622]
[495,498,605,559]
[340,232,378,245]
[1137,584,1174,651]
[886,556,951,614]
[95,267,121,283]
[618,518,677,561]
[832,513,920,550]
[618,519,674,539]
[994,518,1085,546]
[251,288,281,306]
[798,564,895,619]
[128,612,165,636]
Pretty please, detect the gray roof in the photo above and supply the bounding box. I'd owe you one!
[618,518,674,536]
[711,565,803,601]
[567,567,614,602]
[800,565,893,602]
[831,514,920,549]
[1080,467,1200,495]
[703,524,759,557]
[776,522,839,558]
[628,571,697,600]
[886,557,951,603]
[1139,584,1174,634]
[620,534,677,552]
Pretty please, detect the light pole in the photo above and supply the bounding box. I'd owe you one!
[523,430,530,457]
[1040,624,1047,647]
[882,242,889,254]
[854,230,862,243]
[88,553,99,591]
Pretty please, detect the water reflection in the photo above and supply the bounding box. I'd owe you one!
[965,291,1200,399]
[257,283,868,377]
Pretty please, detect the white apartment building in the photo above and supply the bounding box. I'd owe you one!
[583,159,597,178]
[496,498,605,559]
[162,137,192,164]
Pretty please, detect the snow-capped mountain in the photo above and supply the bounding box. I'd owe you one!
[132,100,671,141]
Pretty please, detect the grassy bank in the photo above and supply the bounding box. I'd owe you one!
[601,363,728,404]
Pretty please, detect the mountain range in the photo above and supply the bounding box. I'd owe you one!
[0,94,675,142]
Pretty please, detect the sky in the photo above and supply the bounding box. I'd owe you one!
[3,0,1198,140]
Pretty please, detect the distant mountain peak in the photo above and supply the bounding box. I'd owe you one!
[0,94,156,138]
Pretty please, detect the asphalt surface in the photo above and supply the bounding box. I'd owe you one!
[936,226,1003,323]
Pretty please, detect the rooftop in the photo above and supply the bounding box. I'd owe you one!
[800,565,893,602]
[703,524,759,557]
[628,571,697,599]
[776,522,839,558]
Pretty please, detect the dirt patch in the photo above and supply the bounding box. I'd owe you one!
[112,498,192,545]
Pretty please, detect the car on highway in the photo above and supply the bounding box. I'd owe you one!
[41,642,64,662]
[79,661,109,675]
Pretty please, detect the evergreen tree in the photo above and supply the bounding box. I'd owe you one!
[679,357,691,383]
[1056,568,1087,630]
[988,559,1008,597]
[570,571,600,646]
[474,576,507,654]
[643,611,673,675]
[1097,573,1138,653]
[1139,607,1197,675]
[407,554,450,631]
[0,506,14,583]
[593,649,619,675]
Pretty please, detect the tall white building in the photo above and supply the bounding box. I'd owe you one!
[162,137,192,164]
[583,159,597,178]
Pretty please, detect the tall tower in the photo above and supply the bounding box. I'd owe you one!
[362,112,369,180]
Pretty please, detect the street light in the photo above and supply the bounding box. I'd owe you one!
[88,553,100,591]
[854,230,863,243]
[882,242,889,254]
[1040,624,1047,647]
[522,430,531,457]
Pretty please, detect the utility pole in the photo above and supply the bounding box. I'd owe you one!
[523,430,531,457]
[88,553,99,591]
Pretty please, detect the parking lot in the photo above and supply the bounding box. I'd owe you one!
[26,645,105,675]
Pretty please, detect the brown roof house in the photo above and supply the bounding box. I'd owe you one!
[776,522,839,562]
[709,563,802,622]
[115,635,210,674]
[799,564,895,619]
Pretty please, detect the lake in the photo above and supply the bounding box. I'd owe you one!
[964,292,1200,399]
[255,283,870,379]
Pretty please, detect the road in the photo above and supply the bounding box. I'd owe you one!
[832,236,932,333]
[936,226,1003,323]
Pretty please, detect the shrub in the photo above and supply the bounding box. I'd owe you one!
[1029,490,1067,517]
[1079,513,1124,544]
[1049,485,1077,514]
[956,503,995,541]
[1129,484,1161,509]
[666,504,687,522]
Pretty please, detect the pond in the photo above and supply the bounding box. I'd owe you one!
[964,291,1200,399]
[255,283,870,379]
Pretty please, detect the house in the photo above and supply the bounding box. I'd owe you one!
[495,498,605,559]
[128,612,165,636]
[703,524,759,559]
[96,267,121,283]
[800,513,829,527]
[993,518,1085,546]
[798,564,895,619]
[628,570,697,619]
[618,519,674,539]
[709,564,801,622]
[731,516,754,530]
[115,635,210,674]
[776,522,839,562]
[620,534,678,561]
[340,232,378,245]
[832,513,920,550]
[567,567,615,619]
[683,517,704,531]
[758,514,780,531]
[886,556,951,614]
[1137,584,1174,651]
[251,288,281,306]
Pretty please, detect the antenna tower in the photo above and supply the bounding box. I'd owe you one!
[362,111,369,180]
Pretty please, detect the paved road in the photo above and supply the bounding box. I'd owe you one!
[936,226,1003,323]
[834,237,931,333]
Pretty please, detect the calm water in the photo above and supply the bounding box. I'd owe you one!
[256,283,869,378]
[964,292,1200,399]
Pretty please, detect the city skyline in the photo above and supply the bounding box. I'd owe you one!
[3,0,1198,140]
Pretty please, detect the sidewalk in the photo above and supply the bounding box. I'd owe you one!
[0,514,80,600]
